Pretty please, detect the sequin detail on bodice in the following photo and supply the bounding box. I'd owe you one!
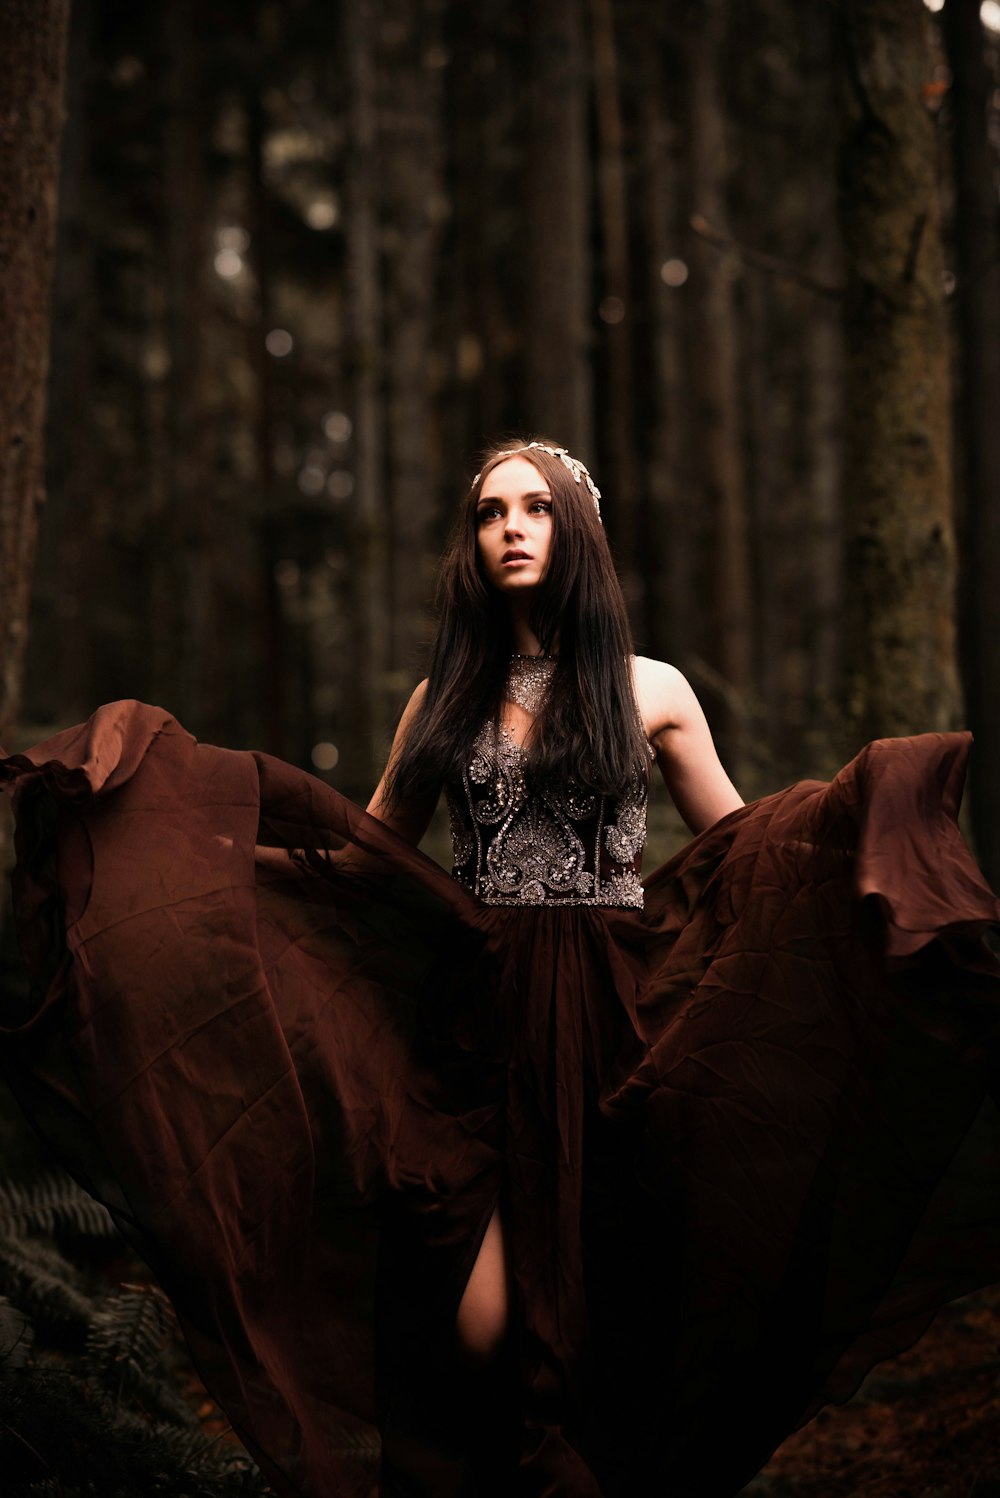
[446,722,648,908]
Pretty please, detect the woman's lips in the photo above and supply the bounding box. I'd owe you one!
[502,552,532,565]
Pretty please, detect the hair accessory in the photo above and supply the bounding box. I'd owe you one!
[475,442,603,521]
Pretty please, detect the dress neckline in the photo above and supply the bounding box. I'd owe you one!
[505,654,556,717]
[501,654,656,757]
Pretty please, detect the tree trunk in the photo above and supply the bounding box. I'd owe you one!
[379,1,447,718]
[343,0,387,787]
[27,0,95,730]
[163,0,212,732]
[796,0,845,775]
[0,0,72,750]
[638,17,701,669]
[247,41,285,760]
[525,0,593,457]
[726,0,845,779]
[448,0,512,457]
[943,0,1000,882]
[836,0,962,747]
[686,0,754,782]
[590,0,641,618]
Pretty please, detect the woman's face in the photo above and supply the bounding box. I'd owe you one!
[475,456,553,596]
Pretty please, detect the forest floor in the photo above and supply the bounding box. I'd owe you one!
[173,1278,1000,1498]
[739,1283,1000,1498]
[14,1054,987,1498]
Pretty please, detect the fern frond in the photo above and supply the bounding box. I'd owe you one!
[90,1362,201,1430]
[0,1235,95,1335]
[0,1293,34,1372]
[331,1423,381,1459]
[0,1171,116,1241]
[85,1282,171,1396]
[71,1398,273,1495]
[0,1361,273,1496]
[24,1483,93,1498]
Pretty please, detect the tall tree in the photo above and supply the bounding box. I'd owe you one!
[637,12,702,670]
[30,0,96,732]
[686,0,754,780]
[524,0,593,457]
[379,0,448,719]
[247,25,285,759]
[447,0,515,454]
[0,0,73,751]
[163,0,212,729]
[836,0,962,747]
[590,0,641,618]
[943,0,1000,881]
[727,0,845,777]
[796,1,846,772]
[343,0,386,784]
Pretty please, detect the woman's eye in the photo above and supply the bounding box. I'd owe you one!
[477,506,501,522]
[530,501,552,514]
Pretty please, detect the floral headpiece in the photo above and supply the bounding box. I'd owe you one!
[474,441,603,522]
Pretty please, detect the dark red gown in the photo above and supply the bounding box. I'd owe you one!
[2,698,1000,1497]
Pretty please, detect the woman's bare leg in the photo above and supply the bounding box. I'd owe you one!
[456,1204,508,1366]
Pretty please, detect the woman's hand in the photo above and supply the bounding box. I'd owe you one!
[633,657,744,835]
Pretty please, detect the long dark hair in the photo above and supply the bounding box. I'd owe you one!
[383,439,650,807]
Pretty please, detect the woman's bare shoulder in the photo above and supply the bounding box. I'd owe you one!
[630,655,696,739]
[404,676,430,714]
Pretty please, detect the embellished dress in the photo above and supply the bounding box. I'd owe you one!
[2,668,1000,1498]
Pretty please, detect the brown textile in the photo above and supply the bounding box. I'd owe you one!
[2,701,1000,1497]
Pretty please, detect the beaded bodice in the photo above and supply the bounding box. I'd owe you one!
[445,659,650,909]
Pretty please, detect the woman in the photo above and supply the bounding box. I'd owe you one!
[367,442,743,1375]
[2,438,1000,1498]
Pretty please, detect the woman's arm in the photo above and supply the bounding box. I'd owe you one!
[366,678,440,845]
[632,656,744,835]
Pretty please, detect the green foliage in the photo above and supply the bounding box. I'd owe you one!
[0,1162,275,1498]
[0,1234,96,1339]
[0,1170,117,1241]
[85,1283,202,1429]
[0,1294,33,1371]
[85,1280,172,1387]
[0,1359,270,1496]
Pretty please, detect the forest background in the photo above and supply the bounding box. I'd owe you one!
[3,0,1000,875]
[1,0,1000,1495]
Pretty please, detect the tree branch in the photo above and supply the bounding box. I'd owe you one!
[689,214,844,299]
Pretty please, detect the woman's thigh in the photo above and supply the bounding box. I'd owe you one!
[455,1204,508,1364]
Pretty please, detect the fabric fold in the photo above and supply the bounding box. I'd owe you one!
[1,703,999,1498]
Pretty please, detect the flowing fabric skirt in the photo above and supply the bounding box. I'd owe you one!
[2,700,1000,1497]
